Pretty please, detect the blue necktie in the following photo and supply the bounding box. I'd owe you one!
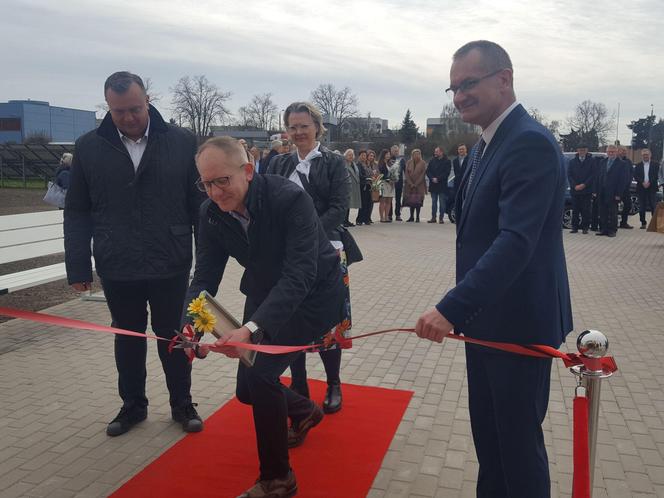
[463,137,486,207]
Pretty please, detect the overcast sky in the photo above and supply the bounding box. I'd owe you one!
[2,0,661,144]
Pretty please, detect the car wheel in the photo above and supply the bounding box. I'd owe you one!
[563,208,573,229]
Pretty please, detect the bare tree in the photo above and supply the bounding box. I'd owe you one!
[528,107,561,138]
[440,102,460,118]
[567,100,614,145]
[310,84,359,130]
[240,93,279,131]
[171,75,232,137]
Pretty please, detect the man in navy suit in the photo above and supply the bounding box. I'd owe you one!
[415,40,573,498]
[595,145,625,237]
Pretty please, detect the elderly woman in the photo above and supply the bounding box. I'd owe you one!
[343,149,362,227]
[266,101,352,415]
[403,148,427,222]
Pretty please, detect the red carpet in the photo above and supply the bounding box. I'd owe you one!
[110,379,413,498]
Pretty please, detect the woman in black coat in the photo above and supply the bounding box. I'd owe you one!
[266,101,351,414]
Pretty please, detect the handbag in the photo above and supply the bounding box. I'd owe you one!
[339,226,363,265]
[43,181,66,208]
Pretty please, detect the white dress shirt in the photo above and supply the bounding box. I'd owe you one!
[643,161,650,185]
[480,101,520,156]
[118,118,150,171]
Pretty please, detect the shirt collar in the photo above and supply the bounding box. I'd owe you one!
[481,101,519,147]
[118,117,150,143]
[297,142,321,162]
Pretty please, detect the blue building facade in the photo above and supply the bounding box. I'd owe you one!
[0,100,96,143]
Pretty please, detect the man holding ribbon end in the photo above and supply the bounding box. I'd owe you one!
[185,136,348,498]
[414,41,573,497]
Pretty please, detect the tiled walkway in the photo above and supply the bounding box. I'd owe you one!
[1,212,663,497]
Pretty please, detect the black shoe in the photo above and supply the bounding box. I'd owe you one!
[288,404,324,448]
[106,405,147,437]
[641,224,647,229]
[582,229,588,234]
[406,218,414,222]
[388,217,393,221]
[439,218,445,224]
[415,218,420,223]
[427,218,437,223]
[289,382,310,399]
[323,382,342,414]
[237,471,297,498]
[395,217,402,221]
[570,229,578,233]
[619,223,633,229]
[607,232,617,237]
[589,227,597,231]
[172,403,204,433]
[595,232,607,236]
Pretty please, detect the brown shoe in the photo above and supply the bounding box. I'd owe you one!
[237,471,297,498]
[287,404,324,448]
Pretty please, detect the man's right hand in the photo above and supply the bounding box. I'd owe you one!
[71,282,92,292]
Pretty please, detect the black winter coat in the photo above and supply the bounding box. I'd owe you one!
[595,158,627,200]
[185,174,346,346]
[64,105,204,283]
[266,146,349,241]
[426,156,451,193]
[567,154,595,196]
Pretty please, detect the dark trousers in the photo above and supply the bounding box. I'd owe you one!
[620,189,632,225]
[290,347,341,387]
[599,196,619,234]
[430,191,446,219]
[395,182,403,218]
[638,190,658,224]
[571,194,591,230]
[101,273,192,410]
[466,346,552,498]
[357,189,373,223]
[236,352,314,480]
[590,195,600,229]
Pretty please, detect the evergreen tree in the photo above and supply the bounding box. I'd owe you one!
[399,109,418,144]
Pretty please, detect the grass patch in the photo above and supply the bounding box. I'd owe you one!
[0,178,49,189]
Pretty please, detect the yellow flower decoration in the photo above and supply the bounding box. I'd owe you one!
[193,311,216,334]
[187,296,206,315]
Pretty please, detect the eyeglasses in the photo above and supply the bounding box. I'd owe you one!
[445,69,505,97]
[195,164,247,192]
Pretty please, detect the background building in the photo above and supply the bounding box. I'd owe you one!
[426,117,479,138]
[0,100,96,144]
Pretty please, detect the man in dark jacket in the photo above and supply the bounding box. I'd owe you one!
[64,72,206,437]
[595,145,624,237]
[618,146,635,229]
[567,145,595,233]
[452,143,469,194]
[191,136,347,498]
[426,146,452,223]
[634,148,660,228]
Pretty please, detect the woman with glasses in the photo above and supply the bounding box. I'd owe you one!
[266,101,352,415]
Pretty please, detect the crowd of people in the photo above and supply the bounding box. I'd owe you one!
[568,144,662,237]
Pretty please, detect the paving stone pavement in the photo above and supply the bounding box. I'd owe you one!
[1,207,663,498]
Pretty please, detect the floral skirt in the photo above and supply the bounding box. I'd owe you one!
[310,250,352,352]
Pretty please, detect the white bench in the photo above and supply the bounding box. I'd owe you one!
[0,210,96,295]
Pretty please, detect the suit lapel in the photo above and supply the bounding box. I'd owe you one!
[457,105,526,234]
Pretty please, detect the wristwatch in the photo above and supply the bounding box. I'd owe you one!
[244,321,264,344]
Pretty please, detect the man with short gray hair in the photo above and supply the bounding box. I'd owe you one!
[64,71,206,437]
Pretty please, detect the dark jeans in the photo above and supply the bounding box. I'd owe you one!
[290,347,342,387]
[101,273,192,410]
[357,188,373,223]
[466,346,552,498]
[571,194,591,230]
[236,351,314,480]
[599,196,619,234]
[638,189,658,224]
[430,191,447,219]
[620,189,632,225]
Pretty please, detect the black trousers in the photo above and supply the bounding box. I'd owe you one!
[466,346,552,498]
[571,194,591,230]
[638,189,658,224]
[620,189,632,225]
[395,182,403,218]
[236,351,314,480]
[290,347,341,387]
[599,196,619,235]
[357,188,373,224]
[101,273,192,410]
[590,195,600,229]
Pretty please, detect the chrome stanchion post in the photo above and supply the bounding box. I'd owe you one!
[570,329,612,496]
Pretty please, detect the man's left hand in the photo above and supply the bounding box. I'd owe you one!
[415,308,454,343]
[208,327,251,358]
